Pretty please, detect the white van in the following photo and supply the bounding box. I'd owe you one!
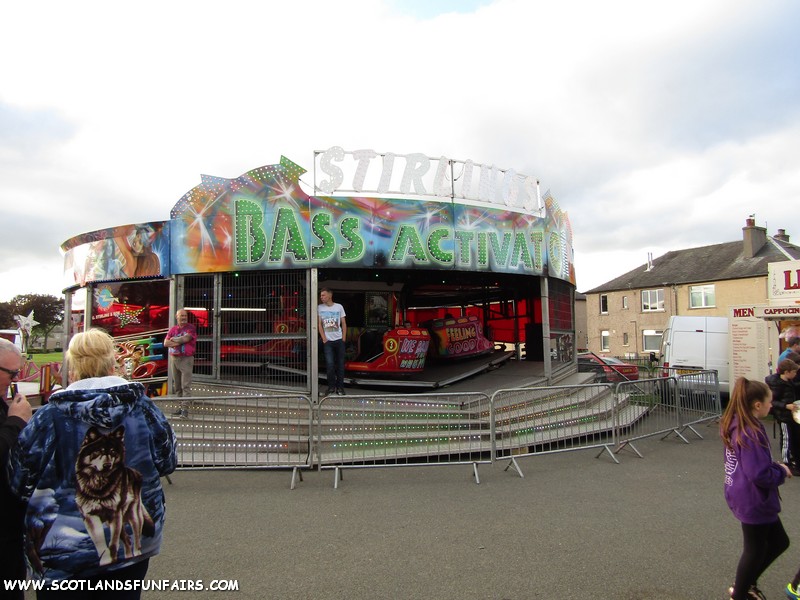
[659,316,729,395]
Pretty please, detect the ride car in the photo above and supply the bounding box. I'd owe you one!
[577,352,639,382]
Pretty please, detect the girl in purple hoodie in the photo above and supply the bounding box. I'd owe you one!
[722,377,792,600]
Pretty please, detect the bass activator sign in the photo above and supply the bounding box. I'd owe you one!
[62,152,574,286]
[170,155,574,283]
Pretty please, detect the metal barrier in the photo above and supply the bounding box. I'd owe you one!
[492,383,625,476]
[316,392,492,487]
[674,369,721,436]
[614,370,721,457]
[613,377,683,458]
[151,373,722,490]
[156,394,313,489]
[658,367,722,435]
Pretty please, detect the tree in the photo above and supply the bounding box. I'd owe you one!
[7,294,64,351]
[0,302,13,329]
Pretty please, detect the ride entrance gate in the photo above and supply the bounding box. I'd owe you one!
[179,270,310,390]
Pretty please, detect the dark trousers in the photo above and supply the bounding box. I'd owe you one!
[779,419,800,466]
[0,539,27,600]
[323,339,345,390]
[732,520,789,599]
[36,558,150,600]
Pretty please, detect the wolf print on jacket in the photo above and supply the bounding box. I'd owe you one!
[6,377,176,582]
[75,426,155,566]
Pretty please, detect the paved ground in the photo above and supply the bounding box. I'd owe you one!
[131,422,800,600]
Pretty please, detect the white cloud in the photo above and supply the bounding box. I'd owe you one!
[1,0,799,301]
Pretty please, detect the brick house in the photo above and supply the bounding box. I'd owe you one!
[583,218,800,357]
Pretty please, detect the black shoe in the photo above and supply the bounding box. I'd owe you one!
[337,388,346,396]
[325,387,335,396]
[729,583,767,600]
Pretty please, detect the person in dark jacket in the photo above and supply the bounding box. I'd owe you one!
[765,359,800,474]
[7,328,176,598]
[786,351,800,396]
[721,377,791,600]
[0,339,32,599]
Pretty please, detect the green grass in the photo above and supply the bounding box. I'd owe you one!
[28,352,63,366]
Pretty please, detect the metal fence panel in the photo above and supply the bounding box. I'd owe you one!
[156,394,313,471]
[182,271,309,390]
[492,383,623,472]
[674,369,721,435]
[316,392,491,486]
[614,376,688,455]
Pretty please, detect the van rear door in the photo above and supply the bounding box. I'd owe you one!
[705,324,729,389]
[669,329,706,374]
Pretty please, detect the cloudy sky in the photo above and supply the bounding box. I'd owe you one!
[1,0,798,302]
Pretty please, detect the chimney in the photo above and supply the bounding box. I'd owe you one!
[743,217,767,258]
[774,228,790,243]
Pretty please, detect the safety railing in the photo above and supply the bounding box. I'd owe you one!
[614,370,721,458]
[151,375,723,489]
[156,394,313,489]
[316,392,492,487]
[659,367,722,432]
[674,369,721,436]
[492,382,634,476]
[613,376,683,458]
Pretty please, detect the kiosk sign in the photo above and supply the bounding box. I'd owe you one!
[769,259,800,302]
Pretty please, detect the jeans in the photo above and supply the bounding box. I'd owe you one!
[323,339,345,390]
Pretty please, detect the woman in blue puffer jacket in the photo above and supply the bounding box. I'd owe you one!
[8,328,176,599]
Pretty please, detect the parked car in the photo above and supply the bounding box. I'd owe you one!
[577,352,639,382]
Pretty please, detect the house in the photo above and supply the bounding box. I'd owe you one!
[583,218,800,357]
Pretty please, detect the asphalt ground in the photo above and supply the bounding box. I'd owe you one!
[119,421,800,600]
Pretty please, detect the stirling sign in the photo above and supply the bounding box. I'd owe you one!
[314,146,543,211]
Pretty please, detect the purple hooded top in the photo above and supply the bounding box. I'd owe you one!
[724,415,786,524]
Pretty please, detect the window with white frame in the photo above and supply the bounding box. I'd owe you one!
[643,329,663,352]
[641,289,664,312]
[601,330,610,351]
[623,332,629,346]
[622,296,628,309]
[600,294,608,314]
[689,284,716,308]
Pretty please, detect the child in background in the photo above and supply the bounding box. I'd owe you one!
[721,377,791,600]
[765,359,800,475]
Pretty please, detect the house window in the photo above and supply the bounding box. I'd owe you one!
[643,329,663,352]
[600,294,608,314]
[601,330,610,351]
[689,284,716,308]
[622,296,628,310]
[641,289,664,312]
[623,333,629,346]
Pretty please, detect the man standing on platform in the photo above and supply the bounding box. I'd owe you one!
[318,288,347,396]
[165,309,197,418]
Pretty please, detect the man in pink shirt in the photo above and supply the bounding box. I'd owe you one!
[165,309,197,418]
